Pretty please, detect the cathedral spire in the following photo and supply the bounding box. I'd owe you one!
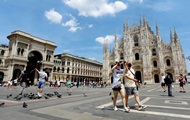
[156,22,160,36]
[140,16,143,27]
[123,22,127,35]
[103,39,108,53]
[170,28,173,43]
[174,27,178,42]
[143,16,147,26]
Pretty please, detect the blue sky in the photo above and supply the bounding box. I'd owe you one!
[0,0,190,72]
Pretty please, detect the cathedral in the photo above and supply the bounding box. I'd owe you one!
[102,17,187,84]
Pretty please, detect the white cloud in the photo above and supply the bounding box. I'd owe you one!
[95,35,115,44]
[128,0,143,3]
[63,0,128,17]
[62,14,81,32]
[69,26,82,32]
[45,9,62,23]
[88,24,93,28]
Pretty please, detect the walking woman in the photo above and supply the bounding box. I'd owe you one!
[161,73,166,92]
[111,61,129,112]
[179,74,186,93]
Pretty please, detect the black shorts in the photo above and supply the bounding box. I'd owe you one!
[161,83,165,87]
[112,87,121,91]
[179,82,184,87]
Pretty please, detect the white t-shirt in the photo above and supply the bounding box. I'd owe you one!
[124,68,136,87]
[38,71,47,82]
[161,75,165,83]
[112,68,125,88]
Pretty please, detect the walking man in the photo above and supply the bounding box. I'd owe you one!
[164,72,174,97]
[35,68,48,97]
[124,62,147,111]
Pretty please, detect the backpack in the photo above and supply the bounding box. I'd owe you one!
[164,75,172,85]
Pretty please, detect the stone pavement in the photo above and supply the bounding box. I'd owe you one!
[0,83,190,120]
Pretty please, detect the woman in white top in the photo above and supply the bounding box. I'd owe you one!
[161,73,166,92]
[124,62,147,111]
[111,61,129,112]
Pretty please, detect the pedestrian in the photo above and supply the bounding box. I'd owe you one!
[76,80,79,88]
[124,62,147,111]
[7,80,12,90]
[12,78,18,89]
[161,73,166,92]
[66,77,72,95]
[57,80,60,87]
[179,74,186,93]
[111,60,129,112]
[164,72,174,97]
[18,70,30,95]
[184,75,187,84]
[35,68,48,97]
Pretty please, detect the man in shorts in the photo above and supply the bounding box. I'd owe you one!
[124,62,147,111]
[35,68,48,97]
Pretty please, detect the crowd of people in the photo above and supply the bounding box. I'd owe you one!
[2,60,188,113]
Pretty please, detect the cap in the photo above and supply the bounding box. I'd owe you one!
[115,59,119,63]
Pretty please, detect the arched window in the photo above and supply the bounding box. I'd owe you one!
[166,59,171,66]
[135,53,139,60]
[21,49,24,56]
[17,48,20,55]
[57,67,60,72]
[1,50,5,56]
[120,53,124,59]
[67,67,70,73]
[134,35,139,46]
[152,49,156,56]
[153,61,157,67]
[111,65,114,68]
[62,67,65,73]
[48,55,51,61]
[53,67,56,72]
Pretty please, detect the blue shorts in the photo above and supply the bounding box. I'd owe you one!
[125,87,138,95]
[38,81,45,89]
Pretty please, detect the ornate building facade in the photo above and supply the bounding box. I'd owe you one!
[0,30,102,84]
[53,53,102,84]
[0,30,57,83]
[102,17,187,84]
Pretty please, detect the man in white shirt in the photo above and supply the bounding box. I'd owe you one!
[124,62,147,111]
[35,68,48,97]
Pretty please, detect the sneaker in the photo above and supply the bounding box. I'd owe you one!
[183,91,186,93]
[37,92,42,97]
[138,105,147,111]
[179,91,182,93]
[114,106,118,111]
[126,105,130,109]
[124,107,130,113]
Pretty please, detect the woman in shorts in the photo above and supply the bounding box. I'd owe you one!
[111,61,129,112]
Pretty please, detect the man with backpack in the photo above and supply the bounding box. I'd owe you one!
[164,72,174,97]
[18,70,30,95]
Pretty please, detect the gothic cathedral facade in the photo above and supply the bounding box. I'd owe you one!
[102,17,187,84]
